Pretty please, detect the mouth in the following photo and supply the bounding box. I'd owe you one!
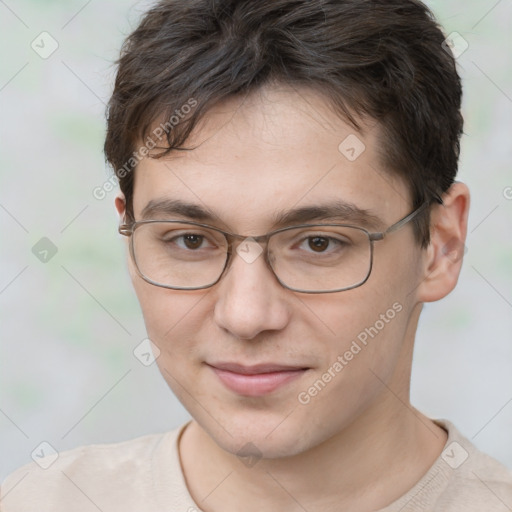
[206,362,310,397]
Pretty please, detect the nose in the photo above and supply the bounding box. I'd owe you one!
[213,240,291,340]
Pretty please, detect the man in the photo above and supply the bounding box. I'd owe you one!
[1,0,511,510]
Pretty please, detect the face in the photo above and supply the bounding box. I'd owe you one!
[121,85,427,459]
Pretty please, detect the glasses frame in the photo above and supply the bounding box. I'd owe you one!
[119,201,430,294]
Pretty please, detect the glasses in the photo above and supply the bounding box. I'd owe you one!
[119,202,429,294]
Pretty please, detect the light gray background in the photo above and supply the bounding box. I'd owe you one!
[1,0,511,480]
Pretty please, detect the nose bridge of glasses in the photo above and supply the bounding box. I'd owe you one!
[218,232,278,291]
[224,230,272,253]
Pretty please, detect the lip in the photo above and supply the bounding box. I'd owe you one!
[207,362,309,397]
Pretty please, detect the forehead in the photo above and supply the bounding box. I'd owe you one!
[132,85,410,231]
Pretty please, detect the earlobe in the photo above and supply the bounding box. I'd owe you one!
[416,182,470,303]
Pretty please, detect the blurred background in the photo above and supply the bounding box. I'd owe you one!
[1,0,511,480]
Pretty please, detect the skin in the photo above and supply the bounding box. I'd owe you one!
[115,84,470,512]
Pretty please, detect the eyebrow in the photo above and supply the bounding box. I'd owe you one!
[140,198,384,231]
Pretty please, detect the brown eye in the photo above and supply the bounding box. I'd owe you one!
[182,234,204,249]
[308,237,330,252]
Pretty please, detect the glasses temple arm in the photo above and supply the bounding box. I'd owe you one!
[384,201,431,236]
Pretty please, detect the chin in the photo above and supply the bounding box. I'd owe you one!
[195,407,322,460]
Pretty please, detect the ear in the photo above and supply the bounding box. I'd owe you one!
[114,192,126,221]
[416,182,470,303]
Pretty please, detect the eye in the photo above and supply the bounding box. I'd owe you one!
[164,232,214,250]
[178,233,206,250]
[298,235,349,254]
[307,236,330,252]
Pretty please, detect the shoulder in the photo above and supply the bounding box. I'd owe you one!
[0,426,185,512]
[433,419,512,511]
[382,419,512,512]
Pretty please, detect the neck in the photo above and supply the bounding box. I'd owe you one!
[179,394,447,512]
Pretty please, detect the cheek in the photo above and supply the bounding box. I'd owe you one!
[293,295,410,432]
[133,280,210,400]
[330,301,404,365]
[304,274,411,382]
[131,279,218,421]
[130,270,206,352]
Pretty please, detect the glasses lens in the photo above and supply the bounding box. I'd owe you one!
[269,225,372,292]
[132,222,228,289]
[131,222,372,292]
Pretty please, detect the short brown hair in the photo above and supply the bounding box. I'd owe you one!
[104,0,463,247]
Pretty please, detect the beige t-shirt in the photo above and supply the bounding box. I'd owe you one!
[1,419,511,511]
